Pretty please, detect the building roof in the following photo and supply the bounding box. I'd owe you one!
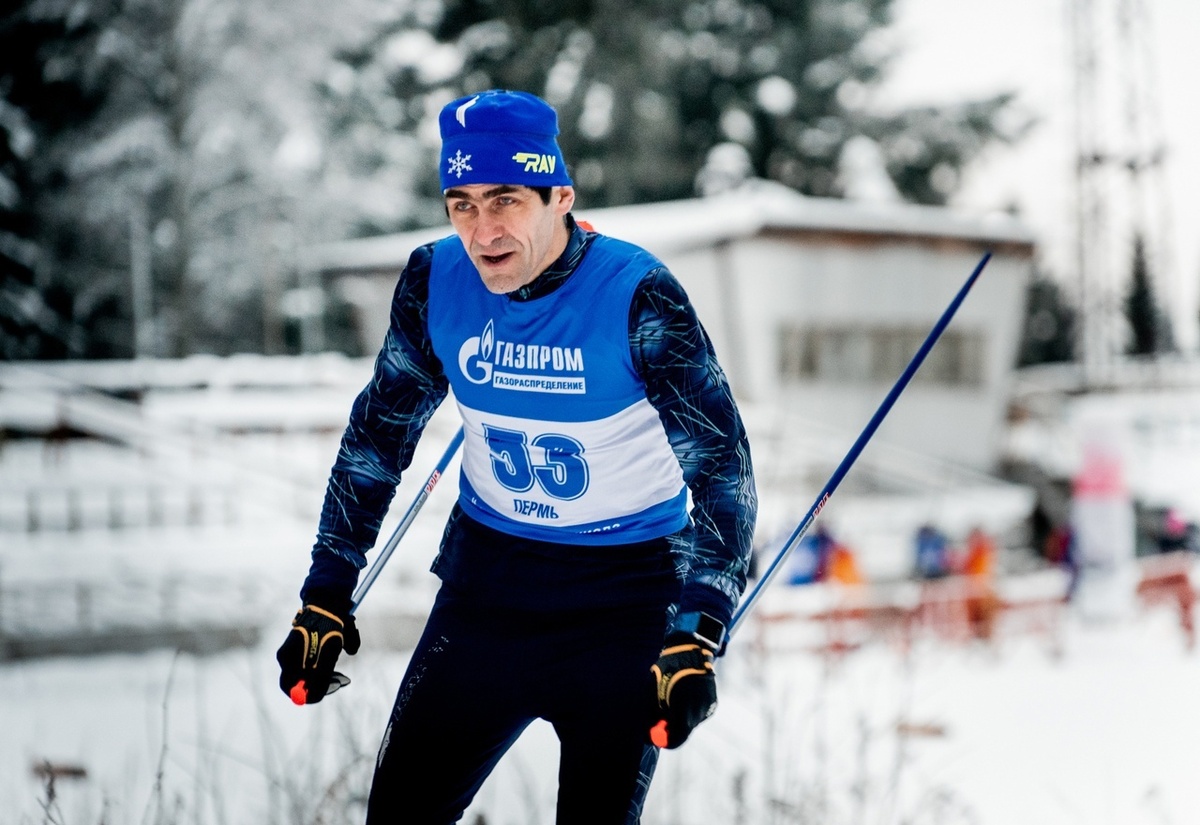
[306,179,1037,275]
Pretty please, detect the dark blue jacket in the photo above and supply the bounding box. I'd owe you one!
[301,216,757,628]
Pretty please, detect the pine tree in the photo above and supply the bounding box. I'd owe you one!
[1124,232,1158,356]
[1017,271,1076,367]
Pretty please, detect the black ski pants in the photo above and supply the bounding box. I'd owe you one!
[365,585,669,823]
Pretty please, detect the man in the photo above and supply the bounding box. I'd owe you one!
[276,89,757,823]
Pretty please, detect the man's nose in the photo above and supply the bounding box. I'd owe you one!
[474,212,506,246]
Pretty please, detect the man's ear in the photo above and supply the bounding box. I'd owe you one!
[554,186,576,217]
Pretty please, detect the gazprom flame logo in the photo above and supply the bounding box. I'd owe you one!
[458,319,495,384]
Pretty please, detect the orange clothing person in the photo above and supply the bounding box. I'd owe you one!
[961,527,998,639]
[823,540,864,585]
[962,527,996,578]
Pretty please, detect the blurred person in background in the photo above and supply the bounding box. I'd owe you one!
[784,523,832,585]
[1157,508,1196,555]
[960,525,999,639]
[819,529,864,586]
[914,522,951,580]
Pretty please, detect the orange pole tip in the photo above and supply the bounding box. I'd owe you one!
[289,680,308,706]
[650,720,669,749]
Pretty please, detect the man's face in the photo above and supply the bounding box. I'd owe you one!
[444,184,575,294]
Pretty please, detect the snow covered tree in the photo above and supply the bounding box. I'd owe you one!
[312,3,467,234]
[0,1,123,358]
[2,0,389,358]
[58,0,314,357]
[0,0,236,358]
[5,0,1032,359]
[323,0,1029,210]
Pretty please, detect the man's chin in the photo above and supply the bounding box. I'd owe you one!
[472,262,526,293]
[478,271,525,294]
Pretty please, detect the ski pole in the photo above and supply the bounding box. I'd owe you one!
[349,426,465,615]
[290,426,464,705]
[725,251,993,644]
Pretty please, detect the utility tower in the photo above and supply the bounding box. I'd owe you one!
[1068,0,1173,379]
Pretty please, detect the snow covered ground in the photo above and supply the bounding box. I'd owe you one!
[4,586,1199,825]
[4,375,1200,824]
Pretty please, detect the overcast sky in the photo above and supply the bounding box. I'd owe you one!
[879,0,1200,350]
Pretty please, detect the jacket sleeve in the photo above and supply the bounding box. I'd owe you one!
[300,243,449,613]
[629,266,757,629]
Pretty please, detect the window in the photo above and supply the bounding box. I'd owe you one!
[779,324,985,386]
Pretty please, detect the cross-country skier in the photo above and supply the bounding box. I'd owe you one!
[275,88,757,824]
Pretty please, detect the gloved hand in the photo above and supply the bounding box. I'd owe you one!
[276,604,360,705]
[648,633,717,749]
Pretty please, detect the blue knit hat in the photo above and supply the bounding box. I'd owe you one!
[438,89,573,191]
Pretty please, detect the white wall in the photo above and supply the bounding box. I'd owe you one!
[659,237,1032,470]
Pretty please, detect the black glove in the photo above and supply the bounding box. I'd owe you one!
[649,633,717,749]
[276,604,360,705]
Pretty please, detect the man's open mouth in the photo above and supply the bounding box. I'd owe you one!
[482,252,514,266]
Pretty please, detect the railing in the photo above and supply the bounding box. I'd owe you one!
[749,555,1199,658]
[0,572,268,661]
[0,483,243,532]
[0,365,337,521]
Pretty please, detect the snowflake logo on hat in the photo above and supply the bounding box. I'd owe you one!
[447,150,472,178]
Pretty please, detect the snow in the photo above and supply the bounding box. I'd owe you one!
[4,368,1200,824]
[6,581,1199,824]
